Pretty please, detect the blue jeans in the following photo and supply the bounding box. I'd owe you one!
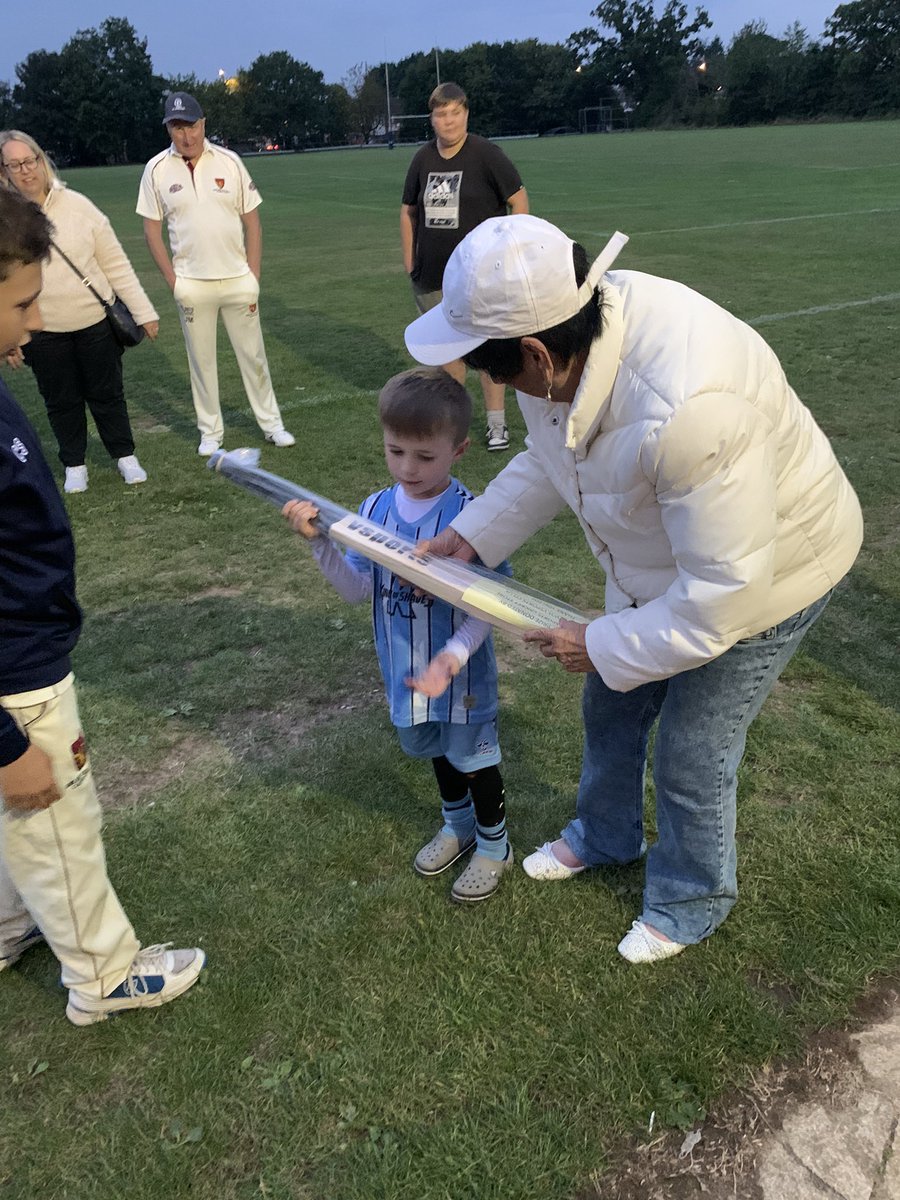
[562,592,832,944]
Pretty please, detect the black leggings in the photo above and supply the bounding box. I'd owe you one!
[432,755,505,828]
[25,319,135,466]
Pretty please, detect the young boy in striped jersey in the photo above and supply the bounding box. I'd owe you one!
[283,367,512,902]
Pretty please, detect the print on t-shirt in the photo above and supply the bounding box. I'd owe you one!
[424,171,462,228]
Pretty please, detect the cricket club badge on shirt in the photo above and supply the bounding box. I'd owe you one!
[424,171,462,228]
[214,177,226,191]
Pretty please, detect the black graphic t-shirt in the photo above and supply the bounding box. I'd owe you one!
[402,134,524,291]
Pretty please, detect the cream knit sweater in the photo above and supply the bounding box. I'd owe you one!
[38,183,158,334]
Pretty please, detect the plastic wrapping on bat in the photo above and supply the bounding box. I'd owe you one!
[208,447,346,531]
[208,448,593,635]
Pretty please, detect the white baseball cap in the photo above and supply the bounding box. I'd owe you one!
[404,215,628,366]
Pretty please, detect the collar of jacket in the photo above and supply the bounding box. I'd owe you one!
[565,279,625,451]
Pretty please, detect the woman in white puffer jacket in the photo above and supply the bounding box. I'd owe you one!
[405,215,863,964]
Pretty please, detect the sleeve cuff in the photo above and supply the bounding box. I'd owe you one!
[0,721,30,768]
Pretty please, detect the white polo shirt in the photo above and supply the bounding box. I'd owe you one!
[136,140,262,280]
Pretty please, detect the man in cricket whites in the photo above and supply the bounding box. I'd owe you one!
[0,188,205,1024]
[137,91,294,457]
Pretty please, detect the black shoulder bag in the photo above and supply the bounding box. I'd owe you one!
[50,239,146,348]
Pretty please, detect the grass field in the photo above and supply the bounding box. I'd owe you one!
[1,123,898,1200]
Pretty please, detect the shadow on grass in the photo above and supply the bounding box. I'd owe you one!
[803,569,900,714]
[73,594,586,845]
[260,293,411,393]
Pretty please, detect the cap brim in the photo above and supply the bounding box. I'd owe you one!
[404,304,485,366]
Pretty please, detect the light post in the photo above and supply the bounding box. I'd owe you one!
[384,62,393,146]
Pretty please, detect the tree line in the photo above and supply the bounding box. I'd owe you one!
[0,3,896,166]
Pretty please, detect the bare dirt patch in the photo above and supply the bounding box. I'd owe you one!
[582,976,900,1200]
[92,691,383,805]
[217,690,382,763]
[190,585,247,601]
[93,732,232,809]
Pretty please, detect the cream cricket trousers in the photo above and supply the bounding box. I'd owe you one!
[0,674,138,998]
[174,273,285,442]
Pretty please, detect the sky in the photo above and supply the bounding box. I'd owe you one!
[1,1,841,89]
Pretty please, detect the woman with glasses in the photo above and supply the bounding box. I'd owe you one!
[0,130,158,493]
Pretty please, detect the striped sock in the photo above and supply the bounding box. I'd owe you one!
[432,756,475,842]
[475,817,509,862]
[441,795,475,843]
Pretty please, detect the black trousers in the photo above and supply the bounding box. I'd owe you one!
[24,319,135,467]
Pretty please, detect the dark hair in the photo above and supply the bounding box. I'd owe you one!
[0,188,51,281]
[378,367,472,444]
[429,82,468,111]
[463,243,605,382]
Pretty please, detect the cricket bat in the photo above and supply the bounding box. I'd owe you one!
[208,448,591,636]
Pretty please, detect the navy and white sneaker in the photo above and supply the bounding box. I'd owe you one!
[485,424,510,452]
[0,925,45,972]
[65,943,206,1026]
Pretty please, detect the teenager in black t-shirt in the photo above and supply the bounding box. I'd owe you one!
[400,83,529,451]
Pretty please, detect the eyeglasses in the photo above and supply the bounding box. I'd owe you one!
[3,155,40,173]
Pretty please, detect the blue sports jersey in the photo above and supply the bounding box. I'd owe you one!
[345,479,509,728]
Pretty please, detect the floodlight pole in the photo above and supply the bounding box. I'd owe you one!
[435,47,441,85]
[384,62,392,140]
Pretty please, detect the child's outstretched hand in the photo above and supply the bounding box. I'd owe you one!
[283,499,321,540]
[405,651,461,699]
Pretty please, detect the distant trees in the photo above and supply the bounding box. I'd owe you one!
[238,52,334,147]
[826,0,900,114]
[12,18,159,164]
[389,40,592,136]
[1,6,897,166]
[569,0,713,123]
[342,64,385,143]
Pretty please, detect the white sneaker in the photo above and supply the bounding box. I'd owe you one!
[486,424,510,452]
[117,455,147,485]
[64,465,88,494]
[522,840,587,881]
[65,943,206,1026]
[198,437,221,457]
[265,429,295,448]
[617,920,687,964]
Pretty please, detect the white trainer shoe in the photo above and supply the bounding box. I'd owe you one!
[64,465,88,494]
[522,840,587,881]
[486,424,510,452]
[265,429,295,448]
[117,455,147,485]
[198,437,221,456]
[65,943,206,1026]
[617,920,687,964]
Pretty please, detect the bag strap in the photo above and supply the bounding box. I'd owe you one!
[49,239,110,310]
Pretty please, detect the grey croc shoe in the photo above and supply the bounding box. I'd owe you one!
[450,847,514,903]
[414,829,476,877]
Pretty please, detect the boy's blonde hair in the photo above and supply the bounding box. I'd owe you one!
[378,367,472,445]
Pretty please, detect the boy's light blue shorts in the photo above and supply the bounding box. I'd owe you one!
[397,719,501,773]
